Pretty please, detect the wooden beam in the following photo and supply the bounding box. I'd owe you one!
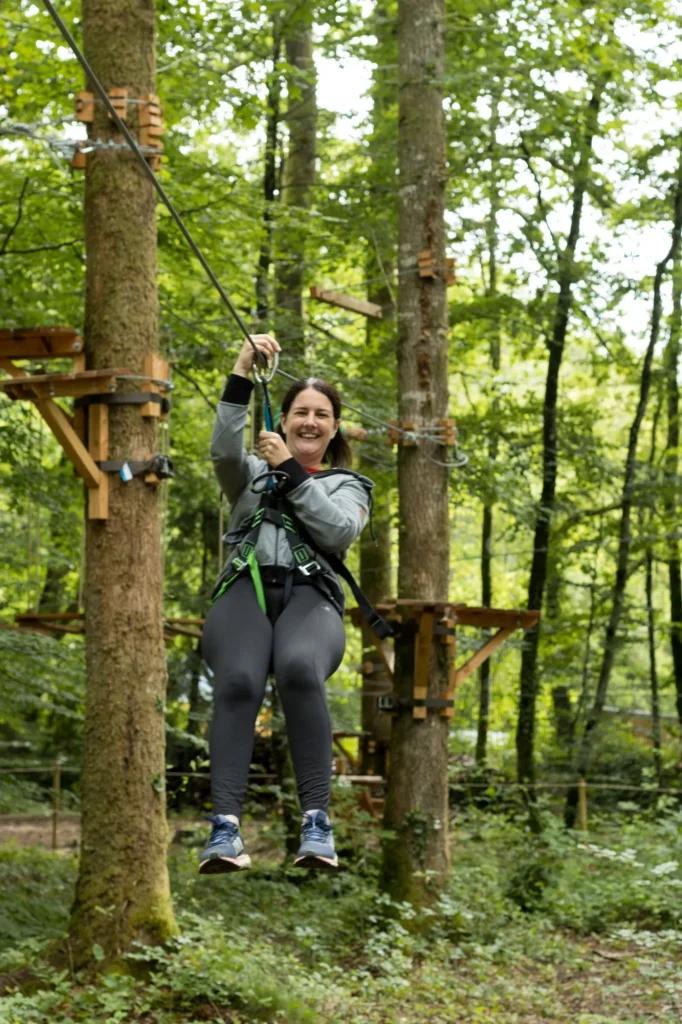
[454,627,515,686]
[413,610,434,720]
[1,368,127,402]
[452,607,539,631]
[140,353,169,418]
[35,397,103,491]
[439,617,456,720]
[309,286,383,320]
[0,327,84,360]
[88,404,109,520]
[333,737,359,770]
[16,612,83,622]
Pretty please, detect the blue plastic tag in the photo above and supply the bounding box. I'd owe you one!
[120,462,133,483]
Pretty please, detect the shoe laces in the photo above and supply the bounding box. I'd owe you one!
[204,814,239,848]
[302,811,332,844]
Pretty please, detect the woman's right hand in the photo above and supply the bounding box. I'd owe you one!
[233,334,281,378]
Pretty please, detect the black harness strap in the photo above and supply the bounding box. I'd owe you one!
[74,393,171,414]
[97,453,175,479]
[211,490,392,639]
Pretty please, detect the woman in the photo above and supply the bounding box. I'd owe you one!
[200,334,374,874]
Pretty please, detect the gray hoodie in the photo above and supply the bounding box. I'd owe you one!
[210,376,374,608]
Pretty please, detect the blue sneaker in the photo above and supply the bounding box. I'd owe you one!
[293,809,338,870]
[199,815,251,874]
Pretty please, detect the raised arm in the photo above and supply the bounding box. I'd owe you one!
[210,334,280,504]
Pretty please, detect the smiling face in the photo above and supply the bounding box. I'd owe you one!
[280,387,340,468]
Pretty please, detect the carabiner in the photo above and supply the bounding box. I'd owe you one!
[252,348,279,385]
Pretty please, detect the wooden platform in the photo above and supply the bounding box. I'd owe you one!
[0,327,84,360]
[1,368,126,402]
[10,612,203,643]
[349,601,540,719]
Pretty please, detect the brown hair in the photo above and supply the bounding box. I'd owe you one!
[279,378,353,468]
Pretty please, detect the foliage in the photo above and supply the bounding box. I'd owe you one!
[3,0,682,873]
[2,811,682,1021]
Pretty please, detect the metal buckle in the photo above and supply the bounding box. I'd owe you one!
[232,556,248,571]
[297,560,322,576]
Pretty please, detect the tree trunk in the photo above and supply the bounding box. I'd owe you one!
[275,3,316,359]
[476,103,501,765]
[382,0,450,907]
[646,545,663,785]
[255,21,281,328]
[565,152,682,826]
[664,257,682,747]
[516,81,606,802]
[69,0,176,963]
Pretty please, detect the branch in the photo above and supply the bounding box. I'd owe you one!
[2,239,82,257]
[0,177,29,256]
[519,137,560,257]
[172,366,217,411]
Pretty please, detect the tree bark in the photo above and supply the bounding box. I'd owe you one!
[275,3,316,359]
[69,0,176,963]
[646,545,663,785]
[255,21,281,329]
[664,257,682,747]
[382,0,450,906]
[476,96,501,766]
[516,81,606,801]
[565,151,682,826]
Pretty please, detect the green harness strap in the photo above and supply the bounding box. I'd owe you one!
[246,547,266,614]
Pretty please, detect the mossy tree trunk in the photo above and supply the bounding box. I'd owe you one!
[381,0,450,907]
[69,0,177,964]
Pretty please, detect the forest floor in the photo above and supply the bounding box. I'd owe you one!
[0,801,681,1023]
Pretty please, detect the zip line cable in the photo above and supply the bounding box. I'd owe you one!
[38,0,265,377]
[33,4,466,468]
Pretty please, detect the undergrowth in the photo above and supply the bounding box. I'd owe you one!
[1,808,681,1022]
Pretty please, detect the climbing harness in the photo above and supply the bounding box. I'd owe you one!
[211,474,392,640]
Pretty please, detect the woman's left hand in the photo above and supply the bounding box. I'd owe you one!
[258,431,291,468]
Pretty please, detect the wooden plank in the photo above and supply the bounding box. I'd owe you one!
[16,612,83,622]
[439,617,456,720]
[454,627,515,686]
[88,404,109,520]
[452,607,540,631]
[413,610,434,720]
[1,368,127,402]
[309,286,383,320]
[75,92,94,122]
[0,327,84,359]
[140,353,168,417]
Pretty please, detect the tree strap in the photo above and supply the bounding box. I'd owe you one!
[377,695,454,712]
[97,453,175,481]
[74,393,171,413]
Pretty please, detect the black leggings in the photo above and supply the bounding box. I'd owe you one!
[202,576,346,818]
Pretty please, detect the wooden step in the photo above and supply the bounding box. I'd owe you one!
[0,327,83,359]
[1,368,128,402]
